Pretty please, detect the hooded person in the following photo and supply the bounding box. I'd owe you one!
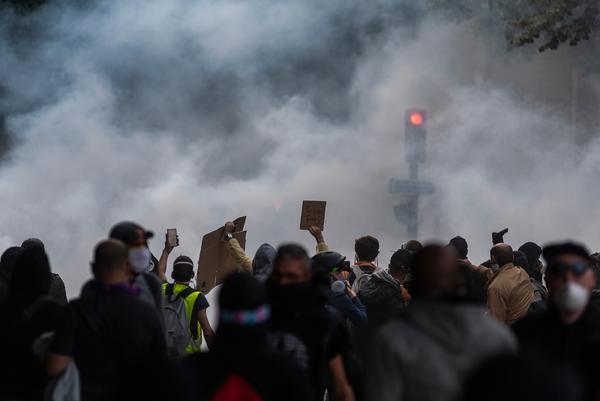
[514,250,548,310]
[518,242,544,283]
[253,243,277,283]
[365,245,516,401]
[21,238,68,305]
[449,236,469,261]
[513,242,600,401]
[0,246,21,300]
[180,272,312,401]
[0,246,64,400]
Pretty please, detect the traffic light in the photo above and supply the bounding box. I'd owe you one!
[405,109,427,163]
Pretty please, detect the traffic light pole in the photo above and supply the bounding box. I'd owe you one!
[407,160,419,239]
[390,109,431,240]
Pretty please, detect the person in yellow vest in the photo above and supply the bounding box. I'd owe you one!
[162,255,215,354]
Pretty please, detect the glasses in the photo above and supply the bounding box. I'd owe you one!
[547,262,589,276]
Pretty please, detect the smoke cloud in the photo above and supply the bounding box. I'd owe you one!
[1,0,599,297]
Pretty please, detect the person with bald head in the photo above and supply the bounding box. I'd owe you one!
[474,243,534,324]
[365,245,515,401]
[47,239,169,401]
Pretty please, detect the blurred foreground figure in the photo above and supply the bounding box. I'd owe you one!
[47,240,170,401]
[463,353,582,401]
[267,244,355,401]
[0,246,63,400]
[513,242,600,401]
[365,245,515,401]
[180,272,312,401]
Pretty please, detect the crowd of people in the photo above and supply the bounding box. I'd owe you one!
[1,220,600,401]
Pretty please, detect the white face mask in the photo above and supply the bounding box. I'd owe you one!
[553,282,589,314]
[129,247,152,274]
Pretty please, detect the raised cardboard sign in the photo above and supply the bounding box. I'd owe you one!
[300,200,326,230]
[196,217,246,294]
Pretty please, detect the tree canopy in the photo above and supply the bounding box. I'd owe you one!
[430,0,600,52]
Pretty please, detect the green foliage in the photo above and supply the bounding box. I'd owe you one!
[427,0,600,52]
[506,0,600,51]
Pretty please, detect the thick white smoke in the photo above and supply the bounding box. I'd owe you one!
[1,0,599,298]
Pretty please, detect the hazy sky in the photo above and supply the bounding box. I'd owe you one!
[1,0,599,298]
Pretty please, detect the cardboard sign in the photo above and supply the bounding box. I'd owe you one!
[196,217,247,294]
[300,200,326,230]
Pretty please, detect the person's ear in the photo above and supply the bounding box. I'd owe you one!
[582,269,596,291]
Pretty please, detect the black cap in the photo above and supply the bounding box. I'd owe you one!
[542,242,590,265]
[109,221,154,246]
[172,255,194,282]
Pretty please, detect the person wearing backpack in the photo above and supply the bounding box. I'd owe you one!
[350,236,382,293]
[163,255,215,356]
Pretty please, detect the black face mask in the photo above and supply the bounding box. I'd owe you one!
[268,281,319,313]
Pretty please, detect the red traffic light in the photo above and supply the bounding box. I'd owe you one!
[409,112,424,126]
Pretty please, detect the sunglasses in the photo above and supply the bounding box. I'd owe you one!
[547,262,589,276]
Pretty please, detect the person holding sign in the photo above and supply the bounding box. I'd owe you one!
[223,221,252,273]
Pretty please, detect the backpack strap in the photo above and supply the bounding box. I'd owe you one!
[168,286,202,340]
[176,287,196,300]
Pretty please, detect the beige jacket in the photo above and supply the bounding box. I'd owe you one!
[484,263,534,325]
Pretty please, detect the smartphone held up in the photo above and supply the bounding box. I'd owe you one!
[167,228,179,248]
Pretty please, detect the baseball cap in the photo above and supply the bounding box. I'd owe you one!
[109,221,154,246]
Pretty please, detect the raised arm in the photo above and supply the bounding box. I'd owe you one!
[223,221,253,273]
[156,233,175,282]
[308,226,329,254]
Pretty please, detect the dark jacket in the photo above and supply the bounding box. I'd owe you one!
[253,244,276,283]
[513,303,600,401]
[0,246,63,400]
[50,273,68,305]
[327,291,367,328]
[180,325,312,401]
[359,270,406,327]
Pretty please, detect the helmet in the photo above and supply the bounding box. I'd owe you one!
[311,251,347,274]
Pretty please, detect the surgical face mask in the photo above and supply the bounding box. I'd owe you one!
[129,247,152,274]
[553,282,589,314]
